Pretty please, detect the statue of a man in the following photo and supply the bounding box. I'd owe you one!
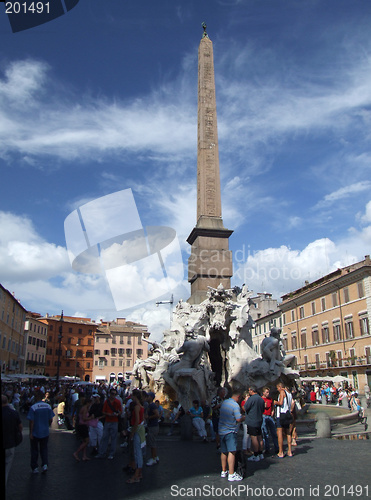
[168,329,210,375]
[260,326,284,373]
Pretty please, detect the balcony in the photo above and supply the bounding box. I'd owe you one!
[298,354,370,372]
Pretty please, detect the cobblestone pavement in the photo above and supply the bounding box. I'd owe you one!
[5,416,371,500]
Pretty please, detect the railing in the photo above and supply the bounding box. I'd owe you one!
[298,354,370,371]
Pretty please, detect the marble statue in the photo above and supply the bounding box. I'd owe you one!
[131,284,298,410]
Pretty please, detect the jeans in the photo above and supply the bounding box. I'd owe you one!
[133,432,145,468]
[30,436,49,469]
[261,415,279,453]
[98,421,118,457]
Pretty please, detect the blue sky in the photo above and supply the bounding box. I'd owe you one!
[1,0,371,339]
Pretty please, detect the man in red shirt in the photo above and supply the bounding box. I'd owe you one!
[261,387,279,455]
[96,388,123,459]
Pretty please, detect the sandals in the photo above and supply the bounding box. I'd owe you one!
[126,476,141,483]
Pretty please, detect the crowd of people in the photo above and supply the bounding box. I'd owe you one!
[2,377,369,486]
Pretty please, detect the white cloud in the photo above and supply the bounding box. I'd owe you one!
[357,200,371,225]
[0,211,69,282]
[314,181,371,209]
[233,205,371,301]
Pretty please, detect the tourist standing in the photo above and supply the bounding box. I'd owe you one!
[244,386,265,462]
[88,393,104,454]
[146,392,160,465]
[261,386,279,455]
[27,390,54,473]
[73,397,96,461]
[2,394,23,486]
[96,388,122,459]
[274,382,294,458]
[126,390,146,483]
[211,387,227,448]
[218,387,245,482]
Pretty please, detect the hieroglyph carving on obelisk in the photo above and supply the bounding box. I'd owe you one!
[197,33,222,221]
[187,24,233,305]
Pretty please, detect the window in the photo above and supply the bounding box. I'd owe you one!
[136,349,143,357]
[291,310,295,322]
[332,292,338,307]
[68,327,73,333]
[299,307,305,319]
[358,281,365,298]
[337,351,343,367]
[138,337,142,345]
[300,330,307,349]
[333,323,341,341]
[304,355,308,369]
[315,354,320,369]
[345,321,354,339]
[86,351,93,358]
[343,287,350,303]
[111,348,117,356]
[321,326,330,343]
[126,348,132,357]
[311,302,316,315]
[312,329,319,346]
[282,336,288,351]
[127,336,132,345]
[360,317,369,336]
[78,328,82,334]
[291,334,297,350]
[94,349,100,355]
[321,297,326,312]
[282,313,286,325]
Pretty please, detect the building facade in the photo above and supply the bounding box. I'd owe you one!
[280,256,371,392]
[93,318,150,383]
[40,315,97,381]
[24,312,48,376]
[0,284,27,374]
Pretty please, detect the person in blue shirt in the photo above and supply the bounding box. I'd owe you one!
[27,390,55,474]
[188,400,208,442]
[218,388,245,481]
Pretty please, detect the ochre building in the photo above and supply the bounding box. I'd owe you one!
[280,256,371,392]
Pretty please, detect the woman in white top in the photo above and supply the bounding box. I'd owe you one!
[274,383,294,458]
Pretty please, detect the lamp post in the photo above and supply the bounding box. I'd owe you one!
[56,310,63,390]
[155,294,174,328]
[74,341,80,381]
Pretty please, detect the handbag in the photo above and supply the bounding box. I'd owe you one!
[279,392,293,427]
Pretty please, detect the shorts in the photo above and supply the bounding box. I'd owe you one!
[247,425,262,436]
[276,418,291,430]
[146,425,159,448]
[76,424,89,439]
[220,432,238,454]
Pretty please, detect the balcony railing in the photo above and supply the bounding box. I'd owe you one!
[298,354,371,371]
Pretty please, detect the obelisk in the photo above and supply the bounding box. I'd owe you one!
[187,24,233,305]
